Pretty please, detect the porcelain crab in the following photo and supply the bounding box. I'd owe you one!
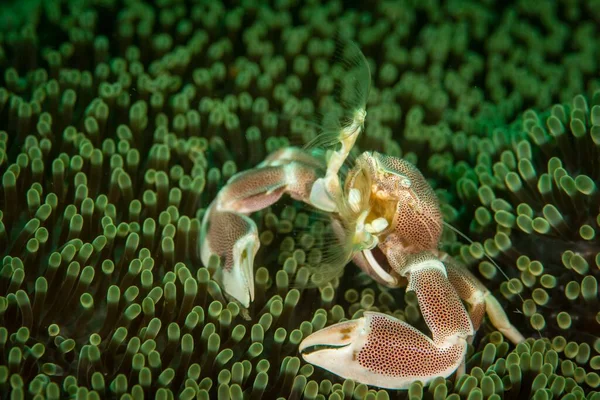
[199,41,525,389]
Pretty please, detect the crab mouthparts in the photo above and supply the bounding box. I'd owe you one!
[362,245,398,286]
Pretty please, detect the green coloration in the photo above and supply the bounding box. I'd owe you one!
[1,0,599,398]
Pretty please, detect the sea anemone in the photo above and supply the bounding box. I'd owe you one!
[1,0,599,398]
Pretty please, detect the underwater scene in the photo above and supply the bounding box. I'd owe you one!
[0,0,599,399]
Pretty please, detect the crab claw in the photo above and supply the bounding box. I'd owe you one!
[200,204,259,308]
[299,311,468,390]
[214,228,257,307]
[299,317,365,369]
[199,149,325,308]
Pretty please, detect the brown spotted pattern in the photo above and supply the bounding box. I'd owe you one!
[407,265,474,345]
[218,161,320,213]
[380,245,434,277]
[442,253,488,330]
[202,207,257,272]
[373,154,443,254]
[357,313,466,378]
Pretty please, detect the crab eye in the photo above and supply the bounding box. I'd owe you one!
[399,177,411,189]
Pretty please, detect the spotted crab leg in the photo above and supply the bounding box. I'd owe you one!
[440,252,525,344]
[300,257,474,389]
[200,148,325,307]
[299,253,525,389]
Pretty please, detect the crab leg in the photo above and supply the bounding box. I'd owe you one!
[440,252,525,344]
[300,258,474,389]
[299,252,526,389]
[200,148,323,307]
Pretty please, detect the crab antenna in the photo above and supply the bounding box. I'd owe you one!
[441,221,528,308]
[442,221,543,338]
[441,221,544,339]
